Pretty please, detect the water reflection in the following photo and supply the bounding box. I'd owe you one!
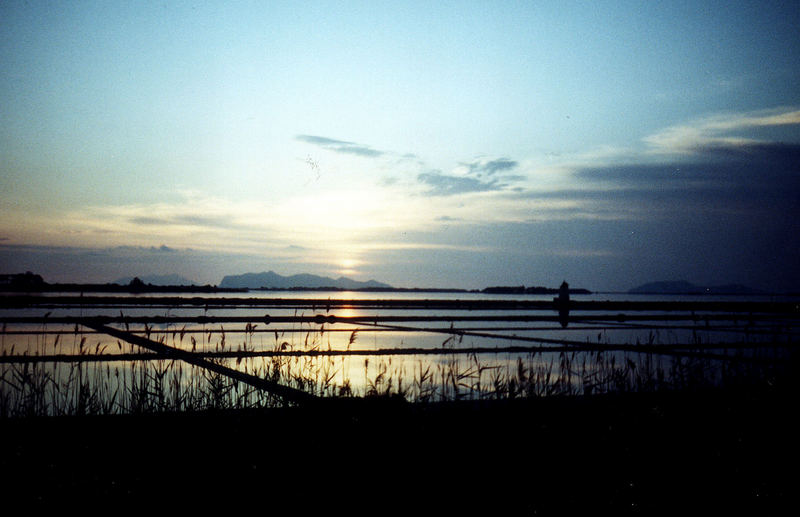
[1,292,796,416]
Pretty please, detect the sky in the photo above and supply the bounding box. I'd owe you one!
[1,0,799,291]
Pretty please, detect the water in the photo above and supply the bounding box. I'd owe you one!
[1,290,797,415]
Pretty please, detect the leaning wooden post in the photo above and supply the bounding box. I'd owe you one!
[85,322,319,406]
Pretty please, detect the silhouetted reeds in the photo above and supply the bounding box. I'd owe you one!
[1,319,794,418]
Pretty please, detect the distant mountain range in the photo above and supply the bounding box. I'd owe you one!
[628,281,765,295]
[219,271,392,290]
[113,274,196,286]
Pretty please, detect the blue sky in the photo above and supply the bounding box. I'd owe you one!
[2,1,799,291]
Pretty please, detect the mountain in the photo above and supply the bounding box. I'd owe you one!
[219,271,392,290]
[628,281,765,295]
[113,274,197,286]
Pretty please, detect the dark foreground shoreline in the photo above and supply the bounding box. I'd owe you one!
[1,386,796,514]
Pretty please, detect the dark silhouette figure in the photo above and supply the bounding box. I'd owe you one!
[556,280,570,327]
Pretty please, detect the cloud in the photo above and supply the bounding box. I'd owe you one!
[417,157,523,196]
[484,137,800,228]
[417,171,505,196]
[111,245,179,255]
[575,163,721,184]
[130,216,170,225]
[537,248,616,258]
[296,134,384,157]
[461,157,518,176]
[56,195,289,256]
[174,215,233,227]
[351,241,494,253]
[644,107,800,154]
[129,214,236,229]
[693,141,800,166]
[527,140,800,224]
[577,142,800,188]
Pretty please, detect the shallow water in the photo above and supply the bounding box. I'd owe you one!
[2,291,796,415]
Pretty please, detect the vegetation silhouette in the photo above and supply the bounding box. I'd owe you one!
[0,284,796,511]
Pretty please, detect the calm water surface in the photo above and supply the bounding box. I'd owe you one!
[2,291,796,413]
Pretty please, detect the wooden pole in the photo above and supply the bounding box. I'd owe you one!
[85,323,319,406]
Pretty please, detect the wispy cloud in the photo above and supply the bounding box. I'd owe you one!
[351,241,495,253]
[129,214,235,229]
[296,134,384,157]
[129,217,170,226]
[105,245,181,255]
[643,107,800,154]
[460,157,518,176]
[417,171,505,196]
[540,138,800,226]
[533,248,616,258]
[54,196,290,255]
[417,157,523,196]
[483,110,800,227]
[577,142,800,188]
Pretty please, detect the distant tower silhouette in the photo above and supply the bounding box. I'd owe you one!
[556,280,570,328]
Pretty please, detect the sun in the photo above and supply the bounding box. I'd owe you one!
[338,258,360,277]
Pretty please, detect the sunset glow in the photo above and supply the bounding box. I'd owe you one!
[1,1,798,291]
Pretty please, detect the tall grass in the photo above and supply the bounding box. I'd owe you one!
[1,321,792,418]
